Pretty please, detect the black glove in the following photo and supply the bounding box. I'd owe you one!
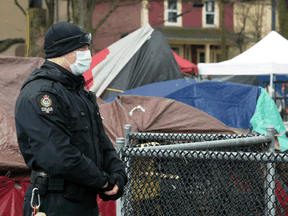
[99,172,127,201]
[101,176,115,192]
[92,171,111,194]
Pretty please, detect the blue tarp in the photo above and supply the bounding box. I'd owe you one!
[106,79,261,130]
[106,79,288,151]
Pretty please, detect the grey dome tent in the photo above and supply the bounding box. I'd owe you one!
[84,24,184,100]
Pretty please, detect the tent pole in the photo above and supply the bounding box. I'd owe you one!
[270,74,274,97]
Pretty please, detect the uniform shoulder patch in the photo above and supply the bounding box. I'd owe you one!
[38,94,54,114]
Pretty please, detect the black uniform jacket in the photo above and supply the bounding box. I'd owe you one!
[15,60,126,191]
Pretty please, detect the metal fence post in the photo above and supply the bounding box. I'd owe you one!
[124,124,132,147]
[123,124,132,215]
[116,138,125,216]
[116,137,125,155]
[265,126,276,216]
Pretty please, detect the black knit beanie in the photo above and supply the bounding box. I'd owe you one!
[44,21,90,58]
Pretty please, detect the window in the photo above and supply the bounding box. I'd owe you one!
[205,1,215,25]
[164,0,182,26]
[199,52,205,63]
[202,1,219,27]
[167,0,178,23]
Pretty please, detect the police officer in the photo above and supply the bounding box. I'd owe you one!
[15,21,127,216]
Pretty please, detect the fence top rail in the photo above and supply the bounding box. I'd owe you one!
[129,135,272,150]
[127,132,266,142]
[122,148,288,163]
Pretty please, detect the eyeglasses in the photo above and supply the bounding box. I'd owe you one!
[46,33,92,48]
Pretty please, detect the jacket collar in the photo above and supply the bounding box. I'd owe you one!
[44,60,86,90]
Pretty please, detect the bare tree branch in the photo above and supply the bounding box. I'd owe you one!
[279,0,288,39]
[234,1,252,52]
[0,38,25,53]
[44,0,49,10]
[151,5,194,27]
[246,0,265,42]
[14,0,26,16]
[45,0,55,29]
[118,0,142,7]
[91,0,121,35]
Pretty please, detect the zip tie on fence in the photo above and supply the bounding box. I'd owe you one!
[183,155,188,164]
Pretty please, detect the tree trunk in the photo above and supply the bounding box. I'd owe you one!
[71,0,80,26]
[254,0,264,42]
[45,0,55,30]
[236,2,252,53]
[84,0,97,55]
[219,0,227,61]
[26,8,47,57]
[67,0,71,22]
[279,0,288,39]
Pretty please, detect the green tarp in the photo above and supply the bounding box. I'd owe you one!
[251,87,288,151]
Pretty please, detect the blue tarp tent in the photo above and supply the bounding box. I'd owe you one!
[106,79,288,151]
[106,79,260,130]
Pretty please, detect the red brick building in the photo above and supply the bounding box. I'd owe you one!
[93,0,239,64]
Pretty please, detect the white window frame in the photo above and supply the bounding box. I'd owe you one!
[167,0,178,24]
[164,0,182,27]
[202,1,219,28]
[205,1,215,26]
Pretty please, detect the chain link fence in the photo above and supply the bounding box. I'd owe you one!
[116,125,288,216]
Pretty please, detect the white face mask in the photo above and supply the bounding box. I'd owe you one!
[63,50,92,76]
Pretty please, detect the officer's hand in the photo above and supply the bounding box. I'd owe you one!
[100,171,114,192]
[101,181,114,192]
[104,184,119,196]
[99,172,127,201]
[102,182,108,189]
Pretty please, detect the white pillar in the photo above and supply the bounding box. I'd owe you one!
[141,0,149,27]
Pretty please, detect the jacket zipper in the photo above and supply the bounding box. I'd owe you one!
[78,90,98,166]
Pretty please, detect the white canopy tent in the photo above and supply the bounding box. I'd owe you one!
[199,31,288,150]
[198,31,288,96]
[198,31,288,76]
